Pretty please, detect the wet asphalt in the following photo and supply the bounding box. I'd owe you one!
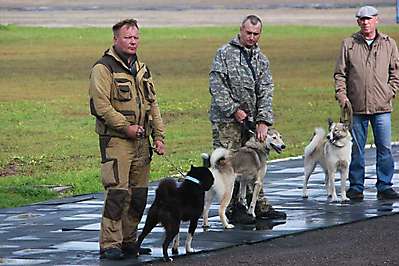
[149,213,399,265]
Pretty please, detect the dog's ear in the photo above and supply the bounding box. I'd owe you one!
[327,118,333,129]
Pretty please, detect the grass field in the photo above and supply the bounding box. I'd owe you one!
[0,24,398,208]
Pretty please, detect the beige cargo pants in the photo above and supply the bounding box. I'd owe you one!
[98,136,151,251]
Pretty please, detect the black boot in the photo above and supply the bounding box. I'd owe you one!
[100,247,125,260]
[227,202,255,224]
[255,200,286,220]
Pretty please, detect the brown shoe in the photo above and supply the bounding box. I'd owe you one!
[346,188,364,200]
[377,188,399,200]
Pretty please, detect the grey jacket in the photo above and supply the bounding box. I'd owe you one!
[209,36,274,125]
[334,31,399,114]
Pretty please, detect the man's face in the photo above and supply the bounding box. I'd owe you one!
[357,16,378,36]
[239,20,262,48]
[114,25,140,55]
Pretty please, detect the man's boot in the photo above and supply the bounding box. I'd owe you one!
[227,202,255,224]
[255,199,286,220]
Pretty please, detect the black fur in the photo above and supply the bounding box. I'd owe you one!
[136,165,214,261]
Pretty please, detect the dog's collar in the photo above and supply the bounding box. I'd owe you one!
[185,176,201,185]
[328,138,345,148]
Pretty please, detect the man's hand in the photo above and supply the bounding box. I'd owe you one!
[256,123,268,142]
[340,98,351,109]
[234,108,247,123]
[154,140,165,155]
[125,125,145,139]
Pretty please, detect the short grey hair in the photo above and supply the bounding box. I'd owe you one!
[241,15,263,28]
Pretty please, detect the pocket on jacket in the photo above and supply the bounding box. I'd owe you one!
[143,78,155,103]
[101,159,119,188]
[113,79,132,101]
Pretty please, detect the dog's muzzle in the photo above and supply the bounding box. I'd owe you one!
[271,143,285,154]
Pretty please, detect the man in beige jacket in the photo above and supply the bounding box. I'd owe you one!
[89,19,165,260]
[334,6,399,201]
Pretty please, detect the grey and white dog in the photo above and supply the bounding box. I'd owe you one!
[202,128,286,229]
[302,119,352,202]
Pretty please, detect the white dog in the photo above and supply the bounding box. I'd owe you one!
[302,119,352,202]
[202,128,286,229]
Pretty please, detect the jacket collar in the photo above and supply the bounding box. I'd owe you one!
[229,35,260,54]
[352,30,388,44]
[105,46,138,71]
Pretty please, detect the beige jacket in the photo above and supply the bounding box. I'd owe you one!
[89,47,165,141]
[334,31,399,114]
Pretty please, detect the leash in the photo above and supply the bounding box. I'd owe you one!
[340,101,353,129]
[151,147,186,178]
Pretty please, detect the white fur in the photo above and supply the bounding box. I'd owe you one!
[203,148,236,229]
[302,123,352,202]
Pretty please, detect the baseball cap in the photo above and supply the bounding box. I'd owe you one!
[356,6,378,18]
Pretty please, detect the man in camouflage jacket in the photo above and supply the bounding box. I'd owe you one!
[209,15,286,223]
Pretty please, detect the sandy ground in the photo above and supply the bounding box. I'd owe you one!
[0,0,397,27]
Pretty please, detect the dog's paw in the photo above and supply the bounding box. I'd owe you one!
[302,194,308,199]
[341,197,350,203]
[329,197,339,203]
[163,257,173,262]
[186,248,194,254]
[224,223,235,229]
[202,224,210,230]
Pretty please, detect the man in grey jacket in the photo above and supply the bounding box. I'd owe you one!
[209,15,286,223]
[334,6,399,200]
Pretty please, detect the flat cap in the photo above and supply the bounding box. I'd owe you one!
[356,6,378,18]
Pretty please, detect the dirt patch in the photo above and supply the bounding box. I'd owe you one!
[0,158,21,177]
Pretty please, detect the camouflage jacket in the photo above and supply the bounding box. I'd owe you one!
[208,35,274,125]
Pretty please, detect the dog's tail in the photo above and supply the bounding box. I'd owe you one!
[201,152,211,168]
[304,127,325,157]
[209,147,230,169]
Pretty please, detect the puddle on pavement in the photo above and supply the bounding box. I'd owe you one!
[5,213,44,221]
[61,213,100,221]
[13,248,62,256]
[51,241,98,251]
[233,219,287,231]
[9,236,40,241]
[0,258,51,265]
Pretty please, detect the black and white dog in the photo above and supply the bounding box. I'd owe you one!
[136,165,214,262]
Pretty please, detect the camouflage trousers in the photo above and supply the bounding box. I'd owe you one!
[211,122,270,210]
[98,136,151,251]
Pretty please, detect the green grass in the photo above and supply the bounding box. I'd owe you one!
[0,24,398,208]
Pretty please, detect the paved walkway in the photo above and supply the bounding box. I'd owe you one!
[0,145,398,265]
